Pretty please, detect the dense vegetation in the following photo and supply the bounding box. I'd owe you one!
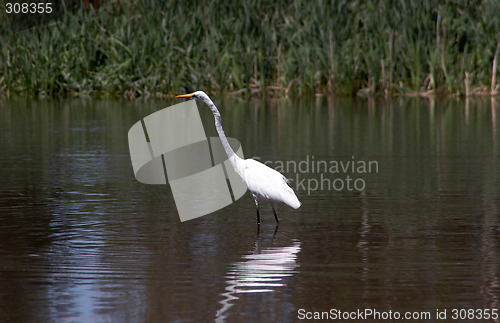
[1,0,500,97]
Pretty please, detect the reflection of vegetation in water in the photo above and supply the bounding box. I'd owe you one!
[1,1,500,97]
[218,96,500,199]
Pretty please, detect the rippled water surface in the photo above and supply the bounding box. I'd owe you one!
[1,97,499,322]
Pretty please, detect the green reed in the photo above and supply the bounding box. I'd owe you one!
[1,0,499,97]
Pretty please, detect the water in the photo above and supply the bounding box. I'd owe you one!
[1,96,499,322]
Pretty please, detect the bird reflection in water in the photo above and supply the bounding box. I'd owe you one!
[215,239,301,322]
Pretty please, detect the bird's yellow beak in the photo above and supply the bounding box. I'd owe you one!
[175,93,195,98]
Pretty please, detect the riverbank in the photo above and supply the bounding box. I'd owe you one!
[1,0,499,98]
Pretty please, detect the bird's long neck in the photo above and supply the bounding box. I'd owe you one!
[205,99,241,165]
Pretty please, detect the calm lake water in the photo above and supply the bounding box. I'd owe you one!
[1,96,499,322]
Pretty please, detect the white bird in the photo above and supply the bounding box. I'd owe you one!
[176,91,301,224]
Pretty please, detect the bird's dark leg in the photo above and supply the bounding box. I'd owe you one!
[273,224,279,238]
[253,194,260,224]
[271,202,279,224]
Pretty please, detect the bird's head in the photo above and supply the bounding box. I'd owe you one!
[175,91,211,104]
[176,90,220,117]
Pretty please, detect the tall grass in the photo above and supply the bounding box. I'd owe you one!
[1,0,500,97]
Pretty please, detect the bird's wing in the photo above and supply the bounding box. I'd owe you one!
[240,159,301,209]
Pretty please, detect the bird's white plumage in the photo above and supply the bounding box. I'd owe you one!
[176,90,301,222]
[233,158,301,209]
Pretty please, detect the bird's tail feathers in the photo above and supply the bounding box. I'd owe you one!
[283,186,301,209]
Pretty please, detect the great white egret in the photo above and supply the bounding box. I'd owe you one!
[176,91,301,224]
